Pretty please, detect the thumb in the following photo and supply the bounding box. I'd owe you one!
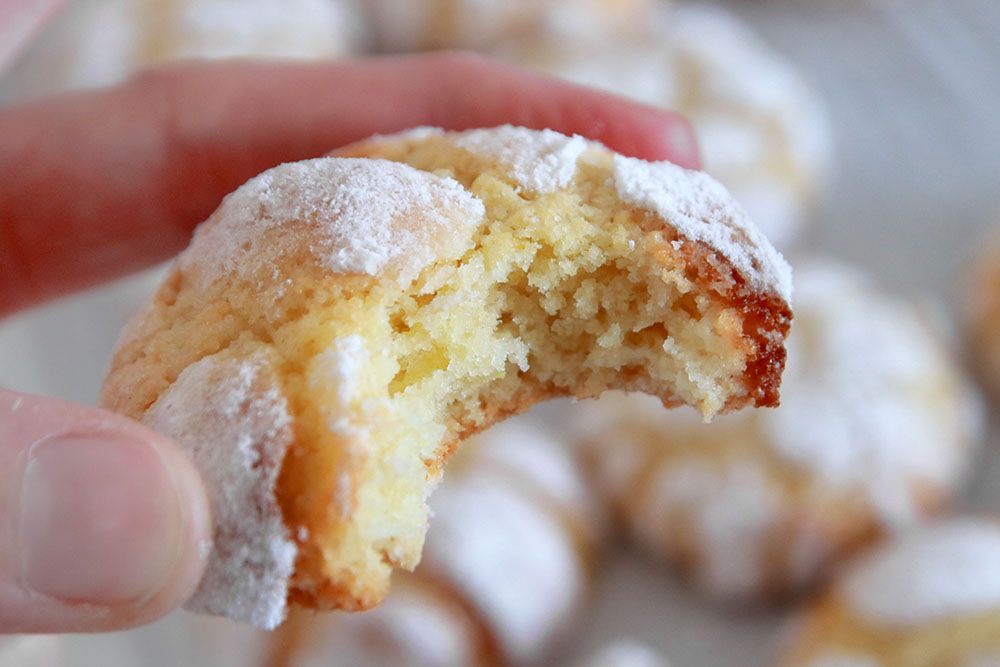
[0,388,210,633]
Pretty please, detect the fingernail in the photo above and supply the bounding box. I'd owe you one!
[666,119,701,170]
[18,433,184,604]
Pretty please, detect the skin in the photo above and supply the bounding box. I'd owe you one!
[0,54,698,634]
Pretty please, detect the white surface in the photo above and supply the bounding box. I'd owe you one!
[1,0,999,665]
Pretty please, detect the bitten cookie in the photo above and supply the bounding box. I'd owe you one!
[101,125,791,628]
[502,4,832,249]
[579,260,981,602]
[267,418,603,667]
[779,518,1000,667]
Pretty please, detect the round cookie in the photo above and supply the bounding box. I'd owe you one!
[101,125,792,627]
[779,518,1000,667]
[0,0,367,104]
[267,418,603,667]
[963,227,1000,399]
[362,0,654,52]
[578,260,982,602]
[501,4,832,249]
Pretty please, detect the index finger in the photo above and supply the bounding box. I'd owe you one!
[0,53,699,317]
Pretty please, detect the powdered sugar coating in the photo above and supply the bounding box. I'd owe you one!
[183,157,485,289]
[144,350,296,629]
[841,520,1000,627]
[420,472,584,664]
[613,155,793,302]
[358,125,791,302]
[453,125,588,194]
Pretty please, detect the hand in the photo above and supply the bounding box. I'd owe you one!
[0,53,699,634]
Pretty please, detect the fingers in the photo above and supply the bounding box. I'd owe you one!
[0,54,699,317]
[0,388,211,633]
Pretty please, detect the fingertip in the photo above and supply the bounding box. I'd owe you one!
[0,390,211,632]
[551,85,702,167]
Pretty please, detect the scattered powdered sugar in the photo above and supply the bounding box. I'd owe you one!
[576,640,671,667]
[635,461,781,598]
[420,472,584,664]
[143,350,296,630]
[841,519,1000,627]
[613,155,793,303]
[307,335,368,407]
[763,261,978,525]
[452,125,588,194]
[184,157,484,289]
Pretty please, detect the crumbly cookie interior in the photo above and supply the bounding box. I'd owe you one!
[258,154,758,607]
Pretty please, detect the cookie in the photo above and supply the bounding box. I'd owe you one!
[363,0,653,52]
[101,125,791,627]
[779,518,1000,667]
[1,0,367,104]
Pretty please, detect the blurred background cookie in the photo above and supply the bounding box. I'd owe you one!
[267,418,604,667]
[0,0,368,104]
[362,0,655,52]
[0,636,63,667]
[575,640,671,667]
[577,259,983,602]
[778,518,1000,666]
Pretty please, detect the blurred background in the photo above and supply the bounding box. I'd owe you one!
[2,0,1000,665]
